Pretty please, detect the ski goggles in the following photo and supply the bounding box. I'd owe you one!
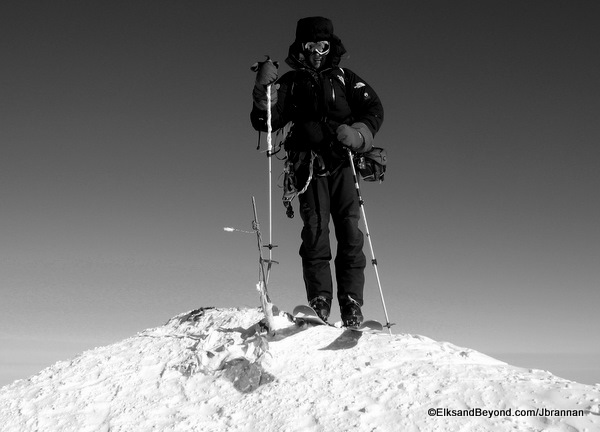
[302,40,330,55]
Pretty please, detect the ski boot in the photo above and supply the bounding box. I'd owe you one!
[309,296,331,323]
[341,298,364,328]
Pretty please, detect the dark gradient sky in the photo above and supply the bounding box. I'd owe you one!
[1,0,599,386]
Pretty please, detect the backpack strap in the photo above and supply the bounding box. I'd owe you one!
[282,151,316,218]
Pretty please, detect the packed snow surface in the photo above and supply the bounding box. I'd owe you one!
[1,307,599,431]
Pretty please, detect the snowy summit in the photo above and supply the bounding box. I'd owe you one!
[1,307,599,431]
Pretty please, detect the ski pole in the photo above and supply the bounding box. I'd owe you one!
[347,149,394,334]
[250,56,279,282]
[266,82,274,283]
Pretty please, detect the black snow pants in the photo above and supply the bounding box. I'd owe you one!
[298,162,366,308]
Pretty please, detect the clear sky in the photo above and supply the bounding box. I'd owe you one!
[1,0,598,387]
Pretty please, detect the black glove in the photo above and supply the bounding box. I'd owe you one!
[251,56,279,86]
[251,56,279,110]
[336,122,373,153]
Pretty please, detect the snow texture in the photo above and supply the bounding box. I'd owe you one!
[1,307,599,431]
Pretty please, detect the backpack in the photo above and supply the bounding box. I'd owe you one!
[354,147,387,182]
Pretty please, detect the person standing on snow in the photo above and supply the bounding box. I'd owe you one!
[250,17,384,327]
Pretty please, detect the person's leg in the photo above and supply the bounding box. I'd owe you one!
[330,165,366,324]
[299,176,333,316]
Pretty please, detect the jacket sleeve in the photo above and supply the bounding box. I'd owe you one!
[250,71,295,133]
[343,68,384,137]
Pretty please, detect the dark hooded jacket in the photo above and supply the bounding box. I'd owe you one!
[251,17,384,162]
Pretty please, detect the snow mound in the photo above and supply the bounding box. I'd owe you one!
[1,307,599,431]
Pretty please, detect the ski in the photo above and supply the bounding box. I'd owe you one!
[292,305,328,326]
[292,305,384,332]
[346,319,384,333]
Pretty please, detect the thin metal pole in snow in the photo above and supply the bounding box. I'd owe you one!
[347,150,394,335]
[252,196,275,333]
